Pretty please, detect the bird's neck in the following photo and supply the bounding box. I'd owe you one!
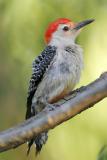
[49,35,76,49]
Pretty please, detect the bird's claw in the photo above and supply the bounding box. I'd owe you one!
[47,104,56,111]
[44,103,59,112]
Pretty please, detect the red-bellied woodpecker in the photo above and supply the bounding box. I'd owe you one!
[26,18,94,155]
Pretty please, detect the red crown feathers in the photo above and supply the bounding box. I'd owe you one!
[45,18,72,44]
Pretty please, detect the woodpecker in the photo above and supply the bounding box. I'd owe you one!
[26,18,94,155]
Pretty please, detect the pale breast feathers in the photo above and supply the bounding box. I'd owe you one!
[33,44,83,104]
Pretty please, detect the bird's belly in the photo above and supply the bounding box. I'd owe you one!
[32,47,83,104]
[33,61,81,104]
[48,81,74,103]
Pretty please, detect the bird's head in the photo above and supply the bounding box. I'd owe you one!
[45,18,94,44]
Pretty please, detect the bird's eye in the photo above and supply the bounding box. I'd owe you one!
[63,26,69,31]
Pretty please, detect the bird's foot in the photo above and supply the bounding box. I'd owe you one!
[64,86,85,100]
[75,86,86,93]
[44,103,58,112]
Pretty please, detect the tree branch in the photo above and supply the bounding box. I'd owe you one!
[0,72,107,153]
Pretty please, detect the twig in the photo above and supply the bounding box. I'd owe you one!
[0,72,107,153]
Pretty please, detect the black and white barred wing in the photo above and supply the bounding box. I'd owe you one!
[26,46,56,119]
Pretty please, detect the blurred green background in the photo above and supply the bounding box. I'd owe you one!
[0,0,107,160]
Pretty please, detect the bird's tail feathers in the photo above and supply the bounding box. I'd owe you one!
[27,132,48,156]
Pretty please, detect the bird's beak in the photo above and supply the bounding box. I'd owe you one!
[73,19,95,30]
